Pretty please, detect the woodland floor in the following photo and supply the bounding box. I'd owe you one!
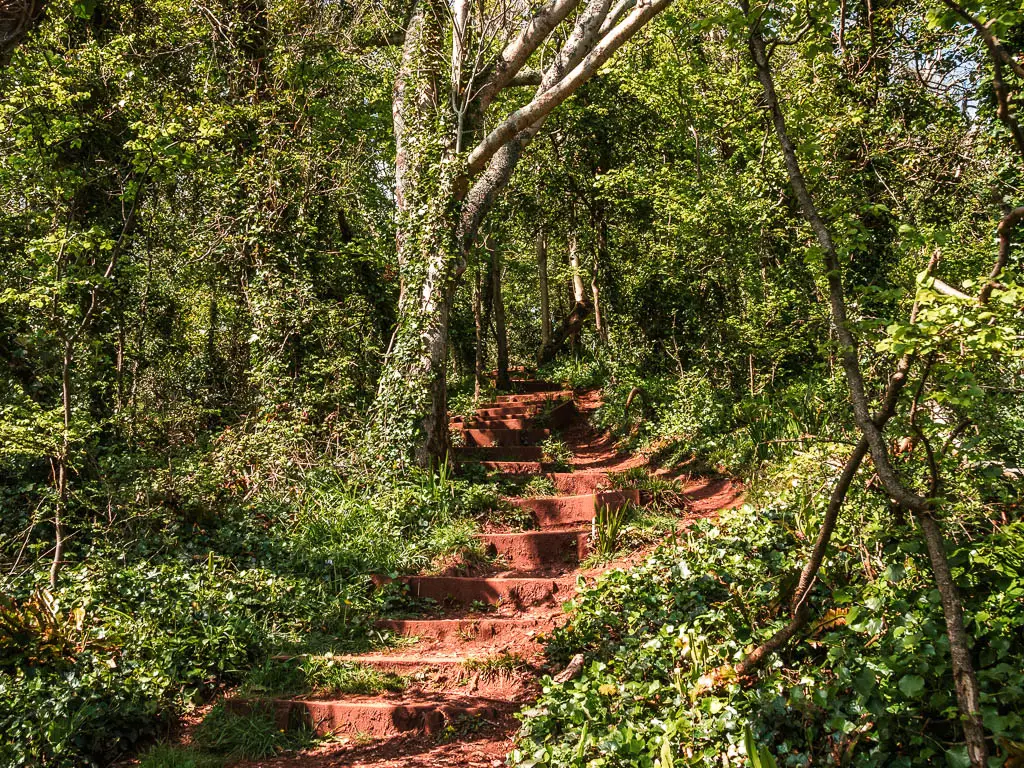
[223,383,742,767]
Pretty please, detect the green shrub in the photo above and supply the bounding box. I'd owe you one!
[0,463,495,766]
[512,500,1024,767]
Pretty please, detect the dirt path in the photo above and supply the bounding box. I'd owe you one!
[239,381,742,768]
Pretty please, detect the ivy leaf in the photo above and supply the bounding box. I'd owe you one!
[943,746,970,768]
[898,674,925,698]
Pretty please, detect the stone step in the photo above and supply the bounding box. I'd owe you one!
[376,616,555,643]
[404,575,576,607]
[229,695,514,738]
[457,445,544,462]
[477,530,588,568]
[460,427,550,447]
[510,489,639,527]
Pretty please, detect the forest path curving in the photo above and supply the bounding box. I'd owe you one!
[237,379,742,768]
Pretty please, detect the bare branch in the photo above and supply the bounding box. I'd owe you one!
[981,205,1024,303]
[1,0,46,66]
[930,277,972,301]
[598,0,636,36]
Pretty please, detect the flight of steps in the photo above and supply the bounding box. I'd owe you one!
[230,376,638,743]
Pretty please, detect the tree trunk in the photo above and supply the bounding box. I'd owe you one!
[367,0,670,466]
[490,242,511,390]
[591,259,605,342]
[568,233,586,304]
[473,261,485,400]
[568,233,586,352]
[537,230,552,349]
[744,9,987,764]
[367,2,459,467]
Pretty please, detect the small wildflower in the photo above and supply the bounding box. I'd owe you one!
[598,683,617,696]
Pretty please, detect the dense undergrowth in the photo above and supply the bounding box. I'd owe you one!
[513,353,1024,767]
[512,504,1024,767]
[0,458,495,766]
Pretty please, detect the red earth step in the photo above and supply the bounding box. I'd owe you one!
[534,399,577,428]
[547,471,614,494]
[511,489,640,527]
[462,417,532,430]
[487,366,533,377]
[457,445,544,462]
[334,654,537,695]
[492,470,612,490]
[230,696,512,738]
[494,391,571,404]
[460,401,573,428]
[470,405,541,419]
[479,460,545,474]
[507,379,560,393]
[460,428,550,447]
[404,575,576,607]
[477,530,587,568]
[337,654,473,672]
[377,616,555,642]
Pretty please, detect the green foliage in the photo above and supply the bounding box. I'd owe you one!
[512,498,1024,767]
[463,652,530,675]
[540,437,574,470]
[194,703,315,760]
[1,0,1022,762]
[0,463,494,766]
[137,744,222,768]
[592,501,630,561]
[241,656,405,697]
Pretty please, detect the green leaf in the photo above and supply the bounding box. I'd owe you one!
[898,674,925,698]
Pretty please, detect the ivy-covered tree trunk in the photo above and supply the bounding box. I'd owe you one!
[366,0,672,466]
[368,3,462,467]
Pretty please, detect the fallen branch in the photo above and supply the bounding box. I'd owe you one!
[553,653,585,683]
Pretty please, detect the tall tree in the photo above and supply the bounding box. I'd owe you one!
[367,0,672,466]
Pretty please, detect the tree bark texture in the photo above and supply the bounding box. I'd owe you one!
[490,242,511,390]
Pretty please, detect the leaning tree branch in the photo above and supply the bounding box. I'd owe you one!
[981,205,1024,304]
[466,0,671,177]
[474,0,583,109]
[940,0,1024,80]
[458,0,622,256]
[598,0,636,36]
[931,278,973,301]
